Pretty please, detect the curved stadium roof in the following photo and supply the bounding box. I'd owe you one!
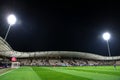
[0,36,120,60]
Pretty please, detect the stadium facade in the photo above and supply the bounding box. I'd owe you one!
[0,36,120,60]
[0,36,120,67]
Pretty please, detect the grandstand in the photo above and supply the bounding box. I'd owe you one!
[0,36,120,67]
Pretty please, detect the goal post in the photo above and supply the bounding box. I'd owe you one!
[11,62,20,68]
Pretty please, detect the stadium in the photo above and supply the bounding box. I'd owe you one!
[0,36,120,80]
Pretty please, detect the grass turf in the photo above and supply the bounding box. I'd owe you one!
[0,66,120,80]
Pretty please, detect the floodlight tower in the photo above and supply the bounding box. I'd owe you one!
[4,14,17,40]
[102,32,111,56]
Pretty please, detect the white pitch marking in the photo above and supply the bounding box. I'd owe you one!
[0,68,19,77]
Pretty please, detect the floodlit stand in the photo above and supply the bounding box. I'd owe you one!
[11,62,20,68]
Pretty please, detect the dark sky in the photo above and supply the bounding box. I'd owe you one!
[0,1,120,56]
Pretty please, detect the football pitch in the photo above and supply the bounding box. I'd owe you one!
[0,66,120,80]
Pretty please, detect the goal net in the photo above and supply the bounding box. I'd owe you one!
[11,62,20,68]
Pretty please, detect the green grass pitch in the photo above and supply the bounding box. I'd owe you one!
[0,66,120,80]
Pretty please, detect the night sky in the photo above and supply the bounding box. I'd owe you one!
[0,1,120,56]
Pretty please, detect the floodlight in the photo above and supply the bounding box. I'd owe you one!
[4,14,17,40]
[102,32,111,57]
[7,14,16,25]
[103,32,111,41]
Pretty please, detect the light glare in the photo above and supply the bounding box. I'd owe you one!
[103,32,111,41]
[7,14,16,25]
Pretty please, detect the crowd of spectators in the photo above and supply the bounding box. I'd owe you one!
[17,58,117,66]
[0,57,119,67]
